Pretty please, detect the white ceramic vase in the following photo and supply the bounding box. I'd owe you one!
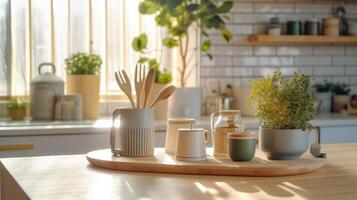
[168,87,202,119]
[315,92,332,113]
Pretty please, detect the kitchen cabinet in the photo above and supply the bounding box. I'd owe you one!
[0,132,166,158]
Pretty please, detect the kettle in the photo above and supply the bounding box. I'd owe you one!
[30,63,64,120]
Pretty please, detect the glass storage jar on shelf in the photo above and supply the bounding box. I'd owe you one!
[211,110,245,157]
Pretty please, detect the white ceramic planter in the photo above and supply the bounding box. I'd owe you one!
[259,127,310,160]
[315,92,332,113]
[168,87,202,119]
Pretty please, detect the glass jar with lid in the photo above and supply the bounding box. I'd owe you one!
[211,110,245,157]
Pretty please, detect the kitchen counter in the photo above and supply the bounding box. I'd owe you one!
[1,143,357,200]
[1,113,357,136]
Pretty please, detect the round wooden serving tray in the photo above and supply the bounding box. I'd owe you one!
[87,148,326,177]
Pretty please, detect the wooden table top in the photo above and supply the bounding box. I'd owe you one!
[1,143,357,200]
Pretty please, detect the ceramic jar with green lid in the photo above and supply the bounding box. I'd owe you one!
[228,131,256,162]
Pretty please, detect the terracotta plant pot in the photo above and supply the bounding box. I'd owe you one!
[8,109,26,120]
[332,95,349,113]
[66,75,100,119]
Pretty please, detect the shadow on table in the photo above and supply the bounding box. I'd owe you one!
[85,162,357,199]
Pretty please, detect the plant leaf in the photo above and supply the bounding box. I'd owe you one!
[139,1,158,14]
[216,1,233,13]
[201,40,211,52]
[186,3,199,11]
[163,37,178,48]
[149,59,159,70]
[132,34,148,52]
[138,57,149,64]
[220,27,232,42]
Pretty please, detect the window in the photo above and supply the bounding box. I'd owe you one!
[0,0,195,99]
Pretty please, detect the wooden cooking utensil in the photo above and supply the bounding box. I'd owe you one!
[115,70,135,108]
[134,64,146,108]
[142,69,155,108]
[150,85,176,108]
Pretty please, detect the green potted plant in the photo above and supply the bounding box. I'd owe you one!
[65,52,102,119]
[331,82,350,113]
[314,80,333,113]
[7,99,28,121]
[134,0,233,118]
[248,71,315,160]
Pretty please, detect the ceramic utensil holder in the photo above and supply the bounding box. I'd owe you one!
[165,118,195,154]
[110,108,154,157]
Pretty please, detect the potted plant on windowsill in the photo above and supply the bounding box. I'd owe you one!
[7,99,28,121]
[248,71,315,160]
[135,0,233,118]
[331,82,350,113]
[314,80,333,113]
[65,52,102,119]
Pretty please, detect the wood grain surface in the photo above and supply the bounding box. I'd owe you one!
[86,148,326,177]
[1,143,357,200]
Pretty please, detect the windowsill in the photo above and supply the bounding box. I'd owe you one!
[1,113,357,137]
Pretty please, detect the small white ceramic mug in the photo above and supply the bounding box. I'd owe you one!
[175,128,208,161]
[110,108,154,157]
[165,118,195,154]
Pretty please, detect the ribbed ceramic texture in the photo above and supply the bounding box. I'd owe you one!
[119,127,154,157]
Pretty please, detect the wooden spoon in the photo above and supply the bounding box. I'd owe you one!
[134,64,146,108]
[150,85,176,108]
[115,70,135,108]
[142,69,155,108]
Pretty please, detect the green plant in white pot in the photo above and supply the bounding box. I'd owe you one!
[135,0,233,118]
[314,80,333,113]
[248,71,315,160]
[331,82,350,113]
[65,52,102,119]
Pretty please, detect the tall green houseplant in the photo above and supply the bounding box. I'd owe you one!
[133,0,233,87]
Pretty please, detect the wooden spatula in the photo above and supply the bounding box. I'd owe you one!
[142,69,155,108]
[150,85,176,108]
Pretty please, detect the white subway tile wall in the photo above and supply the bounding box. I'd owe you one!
[200,0,357,98]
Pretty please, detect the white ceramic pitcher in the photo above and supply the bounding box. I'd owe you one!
[110,108,154,157]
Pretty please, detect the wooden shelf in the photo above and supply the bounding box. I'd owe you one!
[248,35,357,45]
